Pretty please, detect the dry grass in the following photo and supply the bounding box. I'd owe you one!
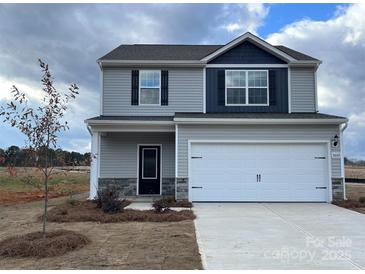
[345,165,365,179]
[334,183,365,214]
[0,167,89,205]
[0,195,202,269]
[0,230,90,258]
[46,201,196,223]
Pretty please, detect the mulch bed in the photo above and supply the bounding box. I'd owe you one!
[166,200,193,208]
[46,201,196,223]
[333,199,365,214]
[0,230,90,258]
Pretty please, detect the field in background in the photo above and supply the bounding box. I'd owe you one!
[345,165,365,181]
[0,167,89,205]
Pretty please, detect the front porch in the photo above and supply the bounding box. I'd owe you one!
[87,116,180,200]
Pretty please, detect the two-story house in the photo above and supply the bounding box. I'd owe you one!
[85,32,348,202]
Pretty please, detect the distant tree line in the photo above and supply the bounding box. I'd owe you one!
[344,157,365,166]
[0,145,91,167]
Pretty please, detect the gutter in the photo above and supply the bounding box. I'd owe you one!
[84,119,174,126]
[173,117,348,125]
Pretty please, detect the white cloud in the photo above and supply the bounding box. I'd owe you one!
[266,3,365,159]
[0,4,269,153]
[0,76,44,102]
[221,4,269,35]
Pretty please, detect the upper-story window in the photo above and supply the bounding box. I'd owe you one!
[225,70,268,106]
[139,70,161,105]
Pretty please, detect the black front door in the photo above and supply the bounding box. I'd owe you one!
[138,145,161,195]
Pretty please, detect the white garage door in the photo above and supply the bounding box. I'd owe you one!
[190,143,329,202]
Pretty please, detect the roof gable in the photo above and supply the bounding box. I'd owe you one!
[201,32,295,63]
[208,40,287,64]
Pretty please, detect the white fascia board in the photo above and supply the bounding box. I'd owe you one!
[174,118,348,125]
[201,32,296,63]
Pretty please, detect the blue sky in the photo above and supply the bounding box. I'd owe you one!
[0,3,364,160]
[260,4,344,37]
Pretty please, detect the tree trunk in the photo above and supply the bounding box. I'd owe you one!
[43,142,49,239]
[42,173,48,239]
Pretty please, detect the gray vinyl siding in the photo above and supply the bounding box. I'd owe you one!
[100,132,175,178]
[290,67,316,112]
[177,124,341,178]
[102,68,203,115]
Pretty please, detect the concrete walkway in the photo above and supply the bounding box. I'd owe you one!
[193,203,365,270]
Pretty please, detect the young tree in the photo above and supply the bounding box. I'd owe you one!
[0,59,79,238]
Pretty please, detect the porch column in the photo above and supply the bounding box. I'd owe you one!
[89,131,100,199]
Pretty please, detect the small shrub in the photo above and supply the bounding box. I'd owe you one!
[359,197,365,204]
[152,198,170,213]
[97,186,122,214]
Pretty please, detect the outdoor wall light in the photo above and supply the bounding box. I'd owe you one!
[332,134,339,147]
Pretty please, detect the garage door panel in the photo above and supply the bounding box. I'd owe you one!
[190,143,329,202]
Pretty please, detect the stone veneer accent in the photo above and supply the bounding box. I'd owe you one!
[332,178,345,201]
[98,178,137,196]
[176,177,189,200]
[98,177,175,197]
[162,178,175,197]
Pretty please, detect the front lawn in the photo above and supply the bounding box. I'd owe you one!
[0,195,202,270]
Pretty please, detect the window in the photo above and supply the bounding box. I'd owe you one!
[139,70,161,105]
[225,70,268,106]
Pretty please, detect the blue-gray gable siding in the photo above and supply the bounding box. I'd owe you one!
[208,41,286,64]
[206,68,288,113]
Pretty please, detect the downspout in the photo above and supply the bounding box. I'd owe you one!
[340,121,348,200]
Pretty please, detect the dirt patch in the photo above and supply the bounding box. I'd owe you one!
[0,196,202,269]
[0,230,90,258]
[0,190,69,205]
[46,201,196,223]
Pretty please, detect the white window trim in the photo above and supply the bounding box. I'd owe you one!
[141,147,158,179]
[225,69,269,106]
[138,70,161,106]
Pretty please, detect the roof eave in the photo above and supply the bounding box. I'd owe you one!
[84,119,174,126]
[97,59,206,68]
[173,117,348,125]
[289,60,322,67]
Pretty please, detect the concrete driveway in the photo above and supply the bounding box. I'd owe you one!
[193,203,365,270]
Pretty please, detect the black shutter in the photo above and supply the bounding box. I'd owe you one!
[269,70,276,106]
[161,70,168,106]
[217,70,225,106]
[131,70,139,105]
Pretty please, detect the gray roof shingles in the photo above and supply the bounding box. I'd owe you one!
[99,44,319,62]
